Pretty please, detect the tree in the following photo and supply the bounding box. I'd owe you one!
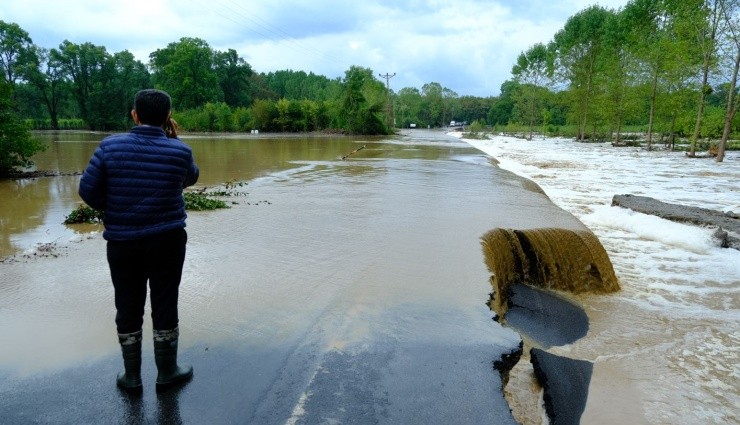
[88,50,150,130]
[622,0,700,149]
[0,81,45,175]
[421,82,444,127]
[457,96,494,127]
[488,80,519,126]
[0,21,34,87]
[110,50,150,118]
[23,46,69,129]
[250,98,277,131]
[214,49,253,107]
[689,0,723,155]
[442,87,459,127]
[51,42,149,130]
[717,0,740,161]
[53,40,108,128]
[339,66,387,134]
[551,6,612,141]
[395,87,423,127]
[149,37,222,110]
[595,9,640,143]
[512,43,552,139]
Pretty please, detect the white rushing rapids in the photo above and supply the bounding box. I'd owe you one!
[456,132,739,424]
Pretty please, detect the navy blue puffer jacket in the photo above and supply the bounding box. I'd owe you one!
[79,126,199,241]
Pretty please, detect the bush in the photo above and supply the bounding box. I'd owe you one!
[0,82,46,175]
[468,119,486,133]
[64,205,103,224]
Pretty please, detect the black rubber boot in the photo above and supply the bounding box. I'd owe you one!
[153,327,193,393]
[116,330,143,394]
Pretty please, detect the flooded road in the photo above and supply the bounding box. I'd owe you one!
[0,130,590,423]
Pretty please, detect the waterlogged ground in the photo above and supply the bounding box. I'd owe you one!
[0,130,592,424]
[462,134,740,425]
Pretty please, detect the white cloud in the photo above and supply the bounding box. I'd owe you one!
[3,0,630,96]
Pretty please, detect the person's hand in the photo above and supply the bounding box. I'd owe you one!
[166,118,179,138]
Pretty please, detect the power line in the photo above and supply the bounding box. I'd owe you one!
[185,0,350,70]
[379,72,396,128]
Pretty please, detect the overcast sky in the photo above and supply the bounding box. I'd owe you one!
[4,0,629,97]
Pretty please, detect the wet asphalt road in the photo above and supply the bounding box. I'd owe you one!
[0,333,518,424]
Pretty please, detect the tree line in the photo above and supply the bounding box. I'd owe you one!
[2,0,740,173]
[509,0,740,161]
[1,20,468,136]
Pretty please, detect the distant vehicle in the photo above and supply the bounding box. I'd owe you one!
[450,121,456,126]
[410,123,416,128]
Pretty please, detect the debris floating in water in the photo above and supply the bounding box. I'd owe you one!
[341,145,366,160]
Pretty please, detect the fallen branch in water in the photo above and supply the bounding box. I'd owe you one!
[341,144,366,160]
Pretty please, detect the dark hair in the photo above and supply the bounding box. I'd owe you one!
[134,89,171,126]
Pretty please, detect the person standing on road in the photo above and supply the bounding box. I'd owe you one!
[79,89,199,394]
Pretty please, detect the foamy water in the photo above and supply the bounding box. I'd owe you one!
[457,133,740,424]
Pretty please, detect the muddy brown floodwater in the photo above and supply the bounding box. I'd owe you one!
[1,129,610,423]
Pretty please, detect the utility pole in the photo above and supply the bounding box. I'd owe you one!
[379,72,396,130]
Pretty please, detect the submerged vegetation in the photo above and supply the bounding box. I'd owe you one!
[183,192,228,211]
[63,182,247,224]
[63,205,104,224]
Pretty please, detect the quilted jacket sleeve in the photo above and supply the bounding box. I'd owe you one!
[183,153,199,188]
[78,146,107,211]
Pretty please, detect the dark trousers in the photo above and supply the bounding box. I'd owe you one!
[107,228,187,334]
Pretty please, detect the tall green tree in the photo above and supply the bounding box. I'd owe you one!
[395,87,423,127]
[488,80,519,126]
[596,9,640,143]
[623,0,699,149]
[442,87,459,126]
[88,50,150,130]
[149,37,222,110]
[551,6,613,141]
[215,48,253,107]
[0,21,34,87]
[717,0,740,161]
[512,43,552,139]
[457,95,494,126]
[339,66,387,134]
[23,46,69,129]
[421,82,444,127]
[689,0,723,154]
[53,40,108,128]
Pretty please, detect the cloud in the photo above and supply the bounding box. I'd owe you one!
[3,0,629,96]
